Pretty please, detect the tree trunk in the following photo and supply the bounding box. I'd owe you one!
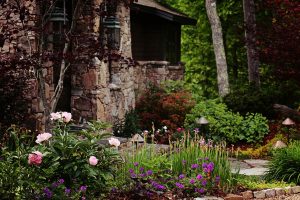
[243,0,260,87]
[205,0,230,97]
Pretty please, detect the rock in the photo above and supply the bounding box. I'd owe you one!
[285,186,293,194]
[253,190,266,199]
[274,140,287,149]
[275,188,286,196]
[292,186,300,194]
[224,194,243,200]
[241,190,253,199]
[194,197,223,200]
[265,189,276,198]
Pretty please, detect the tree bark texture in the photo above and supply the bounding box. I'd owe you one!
[205,0,230,97]
[243,0,260,87]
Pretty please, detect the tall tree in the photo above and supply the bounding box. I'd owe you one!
[243,0,260,87]
[205,0,229,97]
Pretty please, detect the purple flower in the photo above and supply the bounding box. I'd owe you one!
[139,167,144,172]
[58,179,64,184]
[80,185,87,192]
[189,179,195,184]
[147,170,153,176]
[191,163,199,169]
[130,173,137,178]
[65,188,71,195]
[182,160,186,165]
[194,128,199,133]
[43,187,53,199]
[82,197,86,200]
[146,191,153,197]
[196,174,203,180]
[202,162,208,169]
[175,182,184,189]
[51,182,59,188]
[215,176,221,182]
[134,162,139,166]
[151,181,166,191]
[201,180,207,186]
[195,188,205,194]
[178,174,185,179]
[200,138,206,146]
[129,168,134,173]
[139,173,146,178]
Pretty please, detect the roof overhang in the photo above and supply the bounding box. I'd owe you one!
[131,1,197,25]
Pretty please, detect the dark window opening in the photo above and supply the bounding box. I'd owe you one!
[130,11,181,65]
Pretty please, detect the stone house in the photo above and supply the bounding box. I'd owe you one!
[0,0,196,128]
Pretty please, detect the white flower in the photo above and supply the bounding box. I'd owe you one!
[163,126,167,130]
[36,132,52,144]
[108,137,120,147]
[61,112,72,123]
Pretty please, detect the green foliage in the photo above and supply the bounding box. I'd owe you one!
[113,110,141,138]
[237,175,293,190]
[169,136,237,193]
[116,134,237,196]
[185,99,269,144]
[264,141,300,184]
[164,0,246,98]
[223,82,300,118]
[0,119,122,199]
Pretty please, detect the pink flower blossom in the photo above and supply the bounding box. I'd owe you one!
[88,156,98,166]
[62,112,72,123]
[50,112,61,121]
[28,151,43,165]
[36,132,52,144]
[108,137,120,147]
[50,112,72,123]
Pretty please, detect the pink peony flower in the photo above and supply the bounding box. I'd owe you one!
[50,112,61,121]
[108,137,120,147]
[88,156,98,166]
[28,151,43,165]
[36,132,52,144]
[62,112,72,123]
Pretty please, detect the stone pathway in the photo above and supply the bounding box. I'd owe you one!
[230,158,269,176]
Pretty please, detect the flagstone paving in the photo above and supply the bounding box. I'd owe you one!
[229,158,269,176]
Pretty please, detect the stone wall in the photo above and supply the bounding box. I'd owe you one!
[0,0,185,129]
[134,61,185,93]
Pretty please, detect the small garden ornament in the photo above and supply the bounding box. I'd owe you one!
[195,116,209,137]
[282,117,295,144]
[131,134,144,149]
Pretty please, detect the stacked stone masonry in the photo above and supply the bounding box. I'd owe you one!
[0,0,185,129]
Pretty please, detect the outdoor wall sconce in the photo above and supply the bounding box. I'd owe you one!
[47,7,69,46]
[102,16,120,50]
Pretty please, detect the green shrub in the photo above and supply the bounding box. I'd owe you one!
[0,114,122,199]
[223,82,300,118]
[264,141,300,184]
[185,99,269,144]
[113,110,141,138]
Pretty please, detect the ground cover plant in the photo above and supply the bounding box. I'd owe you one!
[0,112,122,199]
[264,140,300,184]
[111,132,238,199]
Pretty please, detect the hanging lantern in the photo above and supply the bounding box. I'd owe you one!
[47,7,69,49]
[103,16,120,50]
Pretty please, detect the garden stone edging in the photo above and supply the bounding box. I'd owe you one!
[191,186,300,200]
